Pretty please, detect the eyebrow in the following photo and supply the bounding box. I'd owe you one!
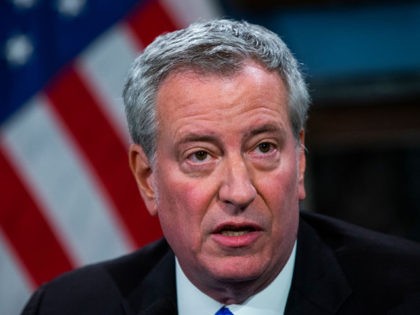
[174,123,286,148]
[175,132,222,147]
[244,123,286,140]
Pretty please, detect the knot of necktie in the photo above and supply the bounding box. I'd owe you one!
[215,306,234,315]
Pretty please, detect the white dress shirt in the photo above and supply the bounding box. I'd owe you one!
[176,242,297,315]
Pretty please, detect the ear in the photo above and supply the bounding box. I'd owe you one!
[129,144,158,216]
[297,129,306,200]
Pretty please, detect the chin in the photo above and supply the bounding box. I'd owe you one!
[207,256,270,283]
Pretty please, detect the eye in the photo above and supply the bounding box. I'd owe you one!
[188,150,210,163]
[249,141,280,169]
[256,142,275,154]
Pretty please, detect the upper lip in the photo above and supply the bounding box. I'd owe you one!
[212,222,263,234]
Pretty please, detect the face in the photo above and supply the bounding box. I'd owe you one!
[130,61,306,303]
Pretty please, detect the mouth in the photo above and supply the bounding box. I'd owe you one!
[215,225,259,236]
[211,223,263,248]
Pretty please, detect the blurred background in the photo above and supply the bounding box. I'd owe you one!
[1,0,419,313]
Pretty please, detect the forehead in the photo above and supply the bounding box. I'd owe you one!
[155,61,290,136]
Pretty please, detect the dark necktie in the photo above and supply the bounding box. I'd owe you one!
[215,306,234,315]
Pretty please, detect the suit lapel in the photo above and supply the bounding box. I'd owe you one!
[122,247,178,315]
[285,217,352,314]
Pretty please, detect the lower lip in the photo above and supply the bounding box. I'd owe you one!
[211,231,262,248]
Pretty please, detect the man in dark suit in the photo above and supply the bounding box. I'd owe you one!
[21,19,420,314]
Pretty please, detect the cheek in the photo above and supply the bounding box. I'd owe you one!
[154,173,216,239]
[155,179,219,267]
[257,160,301,227]
[263,162,300,203]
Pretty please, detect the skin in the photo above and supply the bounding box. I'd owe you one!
[129,60,306,304]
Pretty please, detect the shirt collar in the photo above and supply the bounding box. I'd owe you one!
[176,241,297,315]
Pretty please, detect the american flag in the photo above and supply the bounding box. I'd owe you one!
[0,1,221,313]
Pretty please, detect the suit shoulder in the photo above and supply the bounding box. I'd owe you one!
[21,239,172,314]
[301,211,420,256]
[301,211,420,287]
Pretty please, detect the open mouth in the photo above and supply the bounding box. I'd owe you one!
[211,223,263,247]
[214,224,260,237]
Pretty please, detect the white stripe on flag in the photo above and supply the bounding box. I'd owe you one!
[160,0,222,27]
[2,96,131,266]
[0,231,32,315]
[77,25,140,145]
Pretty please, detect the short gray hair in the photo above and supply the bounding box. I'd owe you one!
[123,19,310,161]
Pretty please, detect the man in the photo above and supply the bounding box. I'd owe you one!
[22,19,420,315]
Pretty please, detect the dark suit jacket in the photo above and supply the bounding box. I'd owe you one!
[21,212,420,314]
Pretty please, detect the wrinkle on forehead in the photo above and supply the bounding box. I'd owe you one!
[155,61,291,145]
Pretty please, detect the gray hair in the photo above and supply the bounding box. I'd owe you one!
[123,19,310,161]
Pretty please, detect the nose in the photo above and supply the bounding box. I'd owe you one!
[218,156,257,211]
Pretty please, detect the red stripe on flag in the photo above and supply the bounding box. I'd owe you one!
[0,148,74,286]
[126,0,179,47]
[45,66,161,248]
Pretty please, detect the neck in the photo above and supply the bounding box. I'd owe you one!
[195,261,285,305]
[209,280,270,305]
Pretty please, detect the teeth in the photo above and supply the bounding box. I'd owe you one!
[220,230,249,236]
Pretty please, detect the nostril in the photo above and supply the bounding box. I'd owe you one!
[219,182,257,210]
